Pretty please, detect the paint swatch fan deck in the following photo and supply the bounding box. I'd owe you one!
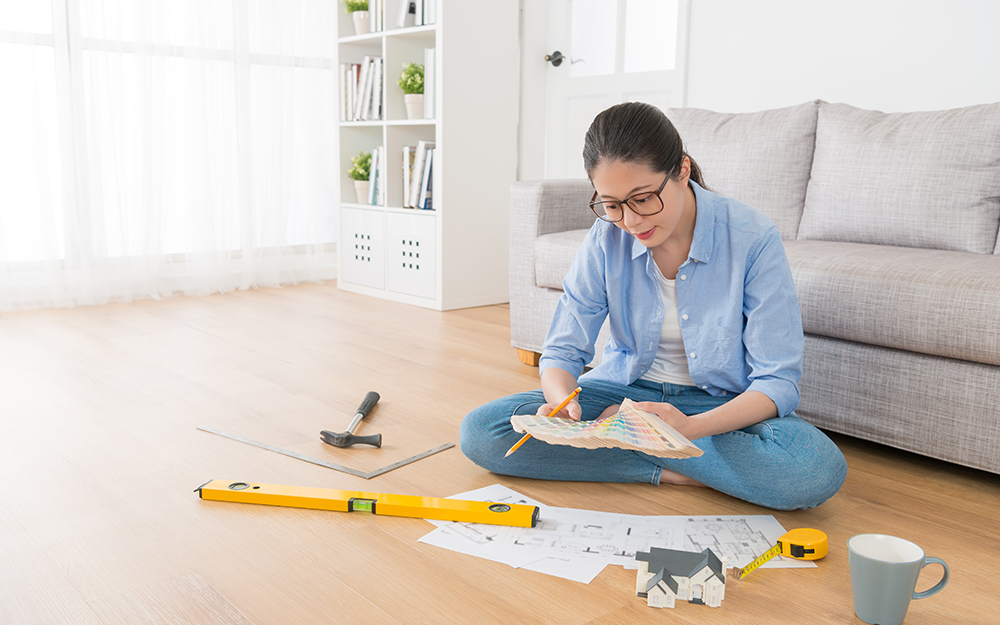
[510,398,703,459]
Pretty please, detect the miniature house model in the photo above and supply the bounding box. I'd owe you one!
[635,547,727,609]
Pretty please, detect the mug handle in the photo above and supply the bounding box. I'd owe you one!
[913,556,950,599]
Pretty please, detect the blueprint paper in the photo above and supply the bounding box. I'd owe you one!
[419,484,685,580]
[682,515,817,570]
[418,485,815,584]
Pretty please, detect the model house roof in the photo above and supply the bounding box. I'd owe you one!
[637,547,725,594]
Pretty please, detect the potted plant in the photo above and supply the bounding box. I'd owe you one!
[344,0,370,36]
[398,62,425,120]
[347,150,372,203]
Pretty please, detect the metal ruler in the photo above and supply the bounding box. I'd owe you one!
[197,426,454,479]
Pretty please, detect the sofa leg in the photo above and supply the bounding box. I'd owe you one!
[516,348,541,367]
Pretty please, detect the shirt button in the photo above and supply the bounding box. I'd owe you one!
[680,275,687,280]
[689,352,696,358]
[681,314,688,320]
[702,385,708,390]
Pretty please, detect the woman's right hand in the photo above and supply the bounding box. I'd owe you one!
[536,399,582,421]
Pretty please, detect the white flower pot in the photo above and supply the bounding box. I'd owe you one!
[352,11,370,36]
[404,93,424,120]
[354,179,370,204]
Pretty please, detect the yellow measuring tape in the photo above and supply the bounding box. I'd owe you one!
[732,528,828,580]
[196,479,540,528]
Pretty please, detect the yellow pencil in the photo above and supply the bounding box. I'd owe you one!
[504,386,582,457]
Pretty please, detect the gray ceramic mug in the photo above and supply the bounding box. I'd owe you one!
[848,534,949,625]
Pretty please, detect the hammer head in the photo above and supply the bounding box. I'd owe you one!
[321,430,382,448]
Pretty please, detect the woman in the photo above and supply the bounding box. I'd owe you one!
[460,102,846,510]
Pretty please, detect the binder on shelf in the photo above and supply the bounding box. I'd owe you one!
[414,0,423,26]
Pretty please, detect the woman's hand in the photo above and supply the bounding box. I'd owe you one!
[633,401,703,440]
[536,399,582,421]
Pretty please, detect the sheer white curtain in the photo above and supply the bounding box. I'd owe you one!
[0,0,337,311]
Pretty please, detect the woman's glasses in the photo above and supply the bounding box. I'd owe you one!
[589,173,671,223]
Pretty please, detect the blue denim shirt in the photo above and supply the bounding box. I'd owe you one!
[539,181,804,417]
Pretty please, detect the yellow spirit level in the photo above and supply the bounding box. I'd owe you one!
[731,528,828,580]
[196,480,540,528]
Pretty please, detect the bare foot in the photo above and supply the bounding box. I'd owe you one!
[659,468,706,487]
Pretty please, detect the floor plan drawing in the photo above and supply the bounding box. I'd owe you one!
[419,486,815,584]
[682,516,817,570]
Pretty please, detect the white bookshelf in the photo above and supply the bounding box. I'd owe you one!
[336,0,518,310]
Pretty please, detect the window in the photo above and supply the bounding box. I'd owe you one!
[0,0,337,309]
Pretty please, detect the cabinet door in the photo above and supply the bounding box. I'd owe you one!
[341,207,385,289]
[387,212,436,299]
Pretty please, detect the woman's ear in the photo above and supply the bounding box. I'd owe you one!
[678,155,691,185]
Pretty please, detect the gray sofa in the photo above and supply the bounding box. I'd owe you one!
[509,100,1000,475]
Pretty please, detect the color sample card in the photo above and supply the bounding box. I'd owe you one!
[510,398,702,459]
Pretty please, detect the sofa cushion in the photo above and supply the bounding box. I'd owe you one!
[535,229,589,290]
[786,240,1000,366]
[799,102,1000,254]
[666,101,819,240]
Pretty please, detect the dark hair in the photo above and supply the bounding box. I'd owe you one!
[582,101,707,189]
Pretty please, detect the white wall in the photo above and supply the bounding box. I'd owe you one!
[685,0,1000,112]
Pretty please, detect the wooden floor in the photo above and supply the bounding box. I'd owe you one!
[1,283,997,624]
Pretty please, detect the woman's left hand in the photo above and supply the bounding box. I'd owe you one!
[633,401,702,440]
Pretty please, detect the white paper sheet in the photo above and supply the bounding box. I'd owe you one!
[418,485,816,584]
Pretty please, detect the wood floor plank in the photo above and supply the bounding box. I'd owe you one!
[1,283,997,623]
[87,573,256,625]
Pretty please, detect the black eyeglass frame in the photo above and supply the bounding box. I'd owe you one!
[588,171,674,223]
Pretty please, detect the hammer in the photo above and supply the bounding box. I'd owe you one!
[320,391,382,448]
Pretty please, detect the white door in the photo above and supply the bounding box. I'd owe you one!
[521,0,691,180]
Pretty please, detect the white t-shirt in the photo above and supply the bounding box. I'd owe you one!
[641,266,696,387]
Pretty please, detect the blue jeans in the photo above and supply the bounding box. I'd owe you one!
[459,379,847,510]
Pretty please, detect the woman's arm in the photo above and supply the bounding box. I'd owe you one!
[538,367,584,420]
[634,390,778,440]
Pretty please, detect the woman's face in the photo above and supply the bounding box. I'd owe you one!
[589,158,691,250]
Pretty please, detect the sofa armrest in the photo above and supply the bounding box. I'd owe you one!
[509,179,594,357]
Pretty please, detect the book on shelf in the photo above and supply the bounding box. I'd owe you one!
[346,56,382,122]
[407,140,435,209]
[413,0,434,26]
[396,1,416,28]
[368,57,383,121]
[401,146,416,208]
[378,145,387,206]
[367,146,379,205]
[418,148,433,210]
[423,47,435,119]
[340,63,360,121]
[353,56,371,121]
